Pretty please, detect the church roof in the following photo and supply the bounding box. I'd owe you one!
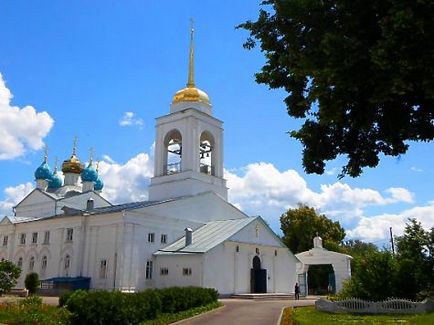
[155,217,258,255]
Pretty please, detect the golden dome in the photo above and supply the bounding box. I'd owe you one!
[172,21,211,106]
[61,138,84,174]
[172,86,210,105]
[62,154,84,174]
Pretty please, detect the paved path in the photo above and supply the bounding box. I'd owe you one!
[176,298,317,325]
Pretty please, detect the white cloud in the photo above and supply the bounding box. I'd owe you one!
[0,73,54,160]
[119,112,144,127]
[0,182,34,216]
[385,187,414,203]
[411,166,423,172]
[347,202,434,242]
[98,152,153,203]
[225,163,414,222]
[102,154,116,164]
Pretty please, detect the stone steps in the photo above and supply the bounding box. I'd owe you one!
[230,293,295,300]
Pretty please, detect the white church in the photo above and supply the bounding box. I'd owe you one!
[0,28,302,295]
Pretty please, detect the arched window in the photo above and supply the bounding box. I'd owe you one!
[29,256,35,271]
[164,129,182,175]
[41,256,48,272]
[17,257,23,269]
[199,131,215,176]
[64,255,70,271]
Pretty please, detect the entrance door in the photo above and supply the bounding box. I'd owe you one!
[251,256,267,293]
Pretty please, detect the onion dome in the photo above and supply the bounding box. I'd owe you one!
[172,23,210,106]
[94,177,104,191]
[34,152,51,180]
[62,139,84,174]
[47,170,63,189]
[81,163,98,182]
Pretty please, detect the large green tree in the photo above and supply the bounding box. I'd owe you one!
[280,204,345,253]
[239,0,434,177]
[394,218,434,299]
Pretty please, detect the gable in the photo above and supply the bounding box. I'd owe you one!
[229,217,286,248]
[58,191,111,213]
[14,189,55,209]
[0,216,12,226]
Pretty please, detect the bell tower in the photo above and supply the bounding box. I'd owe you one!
[148,23,228,201]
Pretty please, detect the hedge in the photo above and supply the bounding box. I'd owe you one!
[61,286,218,325]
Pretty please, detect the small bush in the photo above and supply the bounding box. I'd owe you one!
[24,272,40,295]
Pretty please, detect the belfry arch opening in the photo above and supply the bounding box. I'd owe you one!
[164,129,182,175]
[199,131,215,176]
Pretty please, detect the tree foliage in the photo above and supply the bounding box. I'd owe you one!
[340,218,434,300]
[0,260,21,296]
[340,250,398,301]
[280,204,345,253]
[239,0,434,177]
[24,272,40,295]
[394,218,434,299]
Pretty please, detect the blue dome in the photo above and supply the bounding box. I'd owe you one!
[47,172,63,189]
[94,177,104,191]
[81,164,98,182]
[34,161,51,180]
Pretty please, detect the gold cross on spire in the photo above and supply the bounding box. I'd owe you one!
[44,144,48,163]
[72,136,78,155]
[89,147,94,165]
[187,18,195,88]
[54,156,58,173]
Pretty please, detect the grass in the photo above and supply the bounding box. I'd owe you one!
[281,306,434,325]
[0,296,71,325]
[141,301,223,325]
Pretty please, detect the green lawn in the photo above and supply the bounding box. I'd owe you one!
[288,306,434,325]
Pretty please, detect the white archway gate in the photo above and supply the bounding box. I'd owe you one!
[296,237,352,294]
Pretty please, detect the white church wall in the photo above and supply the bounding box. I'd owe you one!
[230,219,285,247]
[153,254,203,289]
[201,240,297,295]
[81,215,123,290]
[0,215,84,288]
[118,213,203,291]
[143,192,246,223]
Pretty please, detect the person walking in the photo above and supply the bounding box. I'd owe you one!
[294,282,300,300]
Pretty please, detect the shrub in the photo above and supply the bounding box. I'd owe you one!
[58,290,74,307]
[24,272,40,295]
[63,287,218,324]
[0,260,21,296]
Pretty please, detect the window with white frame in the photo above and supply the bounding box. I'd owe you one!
[160,267,169,276]
[29,256,35,271]
[99,259,107,279]
[145,260,153,279]
[19,233,26,245]
[161,234,167,244]
[43,231,50,244]
[182,268,192,276]
[66,228,73,242]
[2,236,8,247]
[41,255,48,272]
[148,233,155,243]
[17,257,23,269]
[32,232,38,244]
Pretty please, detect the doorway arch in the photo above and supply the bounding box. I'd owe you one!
[250,256,267,293]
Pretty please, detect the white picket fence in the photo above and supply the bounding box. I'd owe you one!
[316,297,434,314]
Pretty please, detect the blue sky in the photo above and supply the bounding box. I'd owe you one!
[1,1,433,246]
